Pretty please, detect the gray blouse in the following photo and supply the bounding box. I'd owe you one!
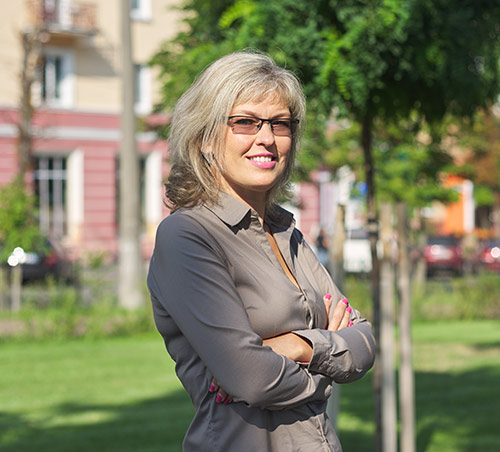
[147,192,376,452]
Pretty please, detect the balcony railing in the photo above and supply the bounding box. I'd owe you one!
[26,0,98,36]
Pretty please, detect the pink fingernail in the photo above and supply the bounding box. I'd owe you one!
[342,298,349,305]
[209,384,216,393]
[216,394,223,403]
[325,293,331,301]
[348,321,353,327]
[347,306,352,313]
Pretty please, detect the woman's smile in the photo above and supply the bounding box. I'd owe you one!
[247,153,277,169]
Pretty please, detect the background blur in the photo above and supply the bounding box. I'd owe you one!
[1,1,500,451]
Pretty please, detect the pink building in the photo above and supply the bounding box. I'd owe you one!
[0,0,181,260]
[0,1,336,262]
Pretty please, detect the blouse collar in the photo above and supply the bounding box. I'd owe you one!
[204,191,295,231]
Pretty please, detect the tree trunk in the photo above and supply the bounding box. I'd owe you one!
[18,30,42,181]
[0,267,8,310]
[361,116,383,452]
[326,203,346,428]
[10,265,22,312]
[330,203,346,289]
[493,194,500,239]
[379,203,397,452]
[118,1,144,309]
[411,208,426,294]
[397,202,416,452]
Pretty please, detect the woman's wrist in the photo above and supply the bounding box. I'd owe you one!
[263,333,313,363]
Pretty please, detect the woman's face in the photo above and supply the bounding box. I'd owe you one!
[214,99,293,210]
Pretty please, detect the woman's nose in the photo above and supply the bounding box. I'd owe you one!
[255,121,276,145]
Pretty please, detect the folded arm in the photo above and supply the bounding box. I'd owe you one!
[263,296,376,383]
[148,215,333,410]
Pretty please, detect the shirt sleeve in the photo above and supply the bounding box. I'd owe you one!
[292,321,376,383]
[291,237,376,382]
[148,214,333,410]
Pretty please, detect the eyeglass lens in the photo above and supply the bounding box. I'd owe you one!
[228,116,297,136]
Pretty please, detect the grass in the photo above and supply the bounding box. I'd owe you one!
[343,271,500,322]
[0,334,193,452]
[1,320,500,451]
[337,320,500,452]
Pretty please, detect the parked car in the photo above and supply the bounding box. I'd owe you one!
[478,240,500,272]
[343,229,372,273]
[4,238,76,284]
[424,235,463,276]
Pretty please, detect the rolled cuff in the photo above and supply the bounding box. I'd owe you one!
[293,321,376,383]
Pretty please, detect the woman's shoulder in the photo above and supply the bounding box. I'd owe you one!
[157,206,210,237]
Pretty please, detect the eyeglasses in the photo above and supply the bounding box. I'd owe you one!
[227,115,299,137]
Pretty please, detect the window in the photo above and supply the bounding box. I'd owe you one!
[134,63,152,115]
[39,49,74,107]
[34,156,68,238]
[43,0,71,27]
[130,0,151,21]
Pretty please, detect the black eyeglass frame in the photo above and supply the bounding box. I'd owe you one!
[226,115,300,136]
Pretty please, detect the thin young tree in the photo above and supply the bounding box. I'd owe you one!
[152,1,500,449]
[118,0,143,309]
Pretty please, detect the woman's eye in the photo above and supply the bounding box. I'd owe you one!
[273,120,291,129]
[235,118,257,125]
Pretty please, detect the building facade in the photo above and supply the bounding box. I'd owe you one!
[0,0,182,259]
[0,0,341,264]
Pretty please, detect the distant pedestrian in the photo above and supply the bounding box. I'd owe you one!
[147,50,375,452]
[315,227,330,269]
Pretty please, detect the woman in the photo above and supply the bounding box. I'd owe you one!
[147,51,375,452]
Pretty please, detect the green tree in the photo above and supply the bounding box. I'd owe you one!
[153,0,500,304]
[0,178,44,262]
[152,1,500,449]
[0,178,45,310]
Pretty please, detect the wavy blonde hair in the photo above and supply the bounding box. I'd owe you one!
[165,50,306,211]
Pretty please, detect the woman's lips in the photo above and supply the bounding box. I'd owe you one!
[247,155,277,169]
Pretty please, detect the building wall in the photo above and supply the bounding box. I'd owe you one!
[0,1,344,261]
[0,0,182,112]
[0,2,25,108]
[0,0,180,260]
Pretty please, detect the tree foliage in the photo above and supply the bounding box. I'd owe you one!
[152,0,500,202]
[154,0,500,121]
[0,178,44,262]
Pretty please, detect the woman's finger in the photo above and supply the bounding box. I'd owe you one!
[338,305,351,330]
[216,388,227,403]
[327,298,348,331]
[323,293,332,329]
[209,378,219,393]
[211,378,233,404]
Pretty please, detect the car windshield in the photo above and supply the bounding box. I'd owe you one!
[427,236,459,246]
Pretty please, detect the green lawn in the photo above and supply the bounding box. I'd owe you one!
[1,321,500,451]
[337,320,500,452]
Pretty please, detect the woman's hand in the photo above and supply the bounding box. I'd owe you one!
[261,294,354,363]
[209,294,355,399]
[323,294,352,331]
[209,378,233,404]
